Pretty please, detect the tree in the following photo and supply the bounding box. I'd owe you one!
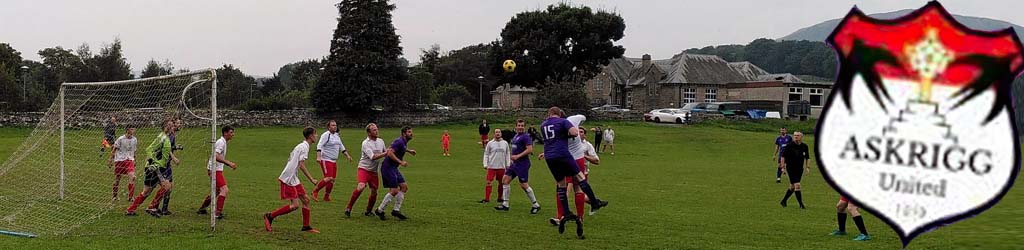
[0,43,22,75]
[533,80,589,109]
[215,64,257,108]
[18,60,48,111]
[314,0,407,113]
[684,39,838,78]
[407,67,434,105]
[0,44,23,110]
[38,47,87,91]
[277,59,322,91]
[259,74,285,96]
[140,59,175,78]
[89,39,133,81]
[433,43,494,105]
[431,83,471,107]
[492,4,626,88]
[419,44,441,73]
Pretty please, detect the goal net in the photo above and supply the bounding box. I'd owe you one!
[0,69,219,236]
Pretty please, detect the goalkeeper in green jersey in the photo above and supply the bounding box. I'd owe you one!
[125,119,178,218]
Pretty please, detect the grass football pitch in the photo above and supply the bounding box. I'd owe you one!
[0,122,1021,249]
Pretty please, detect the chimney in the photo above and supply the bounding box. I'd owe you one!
[642,54,652,68]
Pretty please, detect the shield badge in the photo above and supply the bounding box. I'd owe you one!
[818,1,1023,247]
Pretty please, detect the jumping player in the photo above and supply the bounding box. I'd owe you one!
[344,123,388,218]
[109,123,138,202]
[374,126,417,221]
[539,107,608,239]
[263,127,320,233]
[493,119,540,213]
[312,120,353,202]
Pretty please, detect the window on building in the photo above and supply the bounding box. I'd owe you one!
[809,88,824,106]
[789,87,803,102]
[683,88,696,103]
[594,79,603,92]
[626,91,633,109]
[704,88,717,103]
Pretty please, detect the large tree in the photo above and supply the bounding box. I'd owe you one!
[314,0,407,113]
[0,43,21,110]
[140,59,175,78]
[433,43,493,105]
[406,67,434,105]
[419,44,441,74]
[492,4,626,88]
[215,64,257,108]
[277,59,322,91]
[80,39,133,81]
[38,46,91,87]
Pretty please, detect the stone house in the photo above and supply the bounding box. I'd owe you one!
[584,52,834,118]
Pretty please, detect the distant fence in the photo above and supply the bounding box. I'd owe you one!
[0,109,644,128]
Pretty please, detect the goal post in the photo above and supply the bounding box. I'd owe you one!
[0,69,219,236]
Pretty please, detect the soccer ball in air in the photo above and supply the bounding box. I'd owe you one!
[502,60,516,73]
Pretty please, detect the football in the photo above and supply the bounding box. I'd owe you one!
[502,59,516,73]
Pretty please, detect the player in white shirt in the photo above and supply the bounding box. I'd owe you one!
[108,124,138,202]
[263,127,320,233]
[344,123,389,217]
[312,120,353,202]
[481,129,511,204]
[197,126,237,219]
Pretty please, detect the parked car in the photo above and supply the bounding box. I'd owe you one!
[591,105,631,113]
[650,108,688,124]
[429,103,452,111]
[645,108,670,121]
[414,103,452,111]
[714,102,745,117]
[685,103,711,113]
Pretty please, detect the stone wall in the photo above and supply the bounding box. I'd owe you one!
[0,108,645,128]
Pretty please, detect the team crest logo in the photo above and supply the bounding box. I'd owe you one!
[818,2,1023,247]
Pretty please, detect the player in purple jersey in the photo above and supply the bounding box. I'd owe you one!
[539,107,608,239]
[494,119,541,214]
[772,127,792,183]
[374,126,417,221]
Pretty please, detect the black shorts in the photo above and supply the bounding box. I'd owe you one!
[786,165,804,184]
[545,157,581,182]
[144,166,169,187]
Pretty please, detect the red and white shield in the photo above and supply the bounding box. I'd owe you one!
[818,2,1023,247]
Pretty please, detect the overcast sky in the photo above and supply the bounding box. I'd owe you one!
[2,0,1021,76]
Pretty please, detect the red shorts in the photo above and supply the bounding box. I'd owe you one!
[114,160,135,175]
[442,143,450,149]
[839,196,849,202]
[320,160,338,178]
[565,158,588,184]
[486,169,506,182]
[208,171,226,189]
[480,134,488,141]
[357,168,379,189]
[279,180,306,200]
